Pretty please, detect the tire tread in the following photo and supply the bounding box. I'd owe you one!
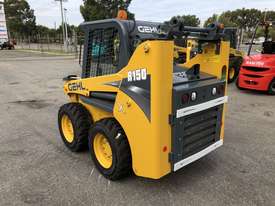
[89,118,132,180]
[58,103,92,152]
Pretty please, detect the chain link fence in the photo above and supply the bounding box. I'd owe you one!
[14,35,84,57]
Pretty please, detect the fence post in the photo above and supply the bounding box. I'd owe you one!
[47,34,50,51]
[73,29,78,58]
[21,36,23,49]
[28,36,31,49]
[41,35,44,52]
[37,34,39,50]
[79,43,82,65]
[60,34,63,52]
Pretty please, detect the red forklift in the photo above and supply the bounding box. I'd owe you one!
[237,21,275,94]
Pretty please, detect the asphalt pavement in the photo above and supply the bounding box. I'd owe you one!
[0,50,274,206]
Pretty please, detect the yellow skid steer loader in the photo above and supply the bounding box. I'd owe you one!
[58,16,230,180]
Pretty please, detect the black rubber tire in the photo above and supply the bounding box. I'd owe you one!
[58,103,92,152]
[268,79,275,95]
[228,57,242,84]
[89,118,132,180]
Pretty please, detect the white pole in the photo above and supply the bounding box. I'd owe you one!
[59,0,67,52]
[264,8,267,22]
[64,8,69,47]
[0,0,9,42]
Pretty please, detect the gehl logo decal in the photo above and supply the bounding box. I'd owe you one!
[137,26,159,34]
[68,82,85,91]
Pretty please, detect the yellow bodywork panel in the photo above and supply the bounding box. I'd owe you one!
[63,74,120,122]
[181,41,230,139]
[174,39,196,63]
[174,45,191,60]
[80,101,113,122]
[230,47,244,58]
[182,41,230,79]
[113,41,173,178]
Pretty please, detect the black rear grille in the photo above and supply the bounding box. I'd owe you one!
[171,79,225,166]
[181,106,222,158]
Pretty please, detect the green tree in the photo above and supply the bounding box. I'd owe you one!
[55,24,82,38]
[180,15,200,27]
[204,12,237,27]
[4,0,36,37]
[167,15,200,27]
[224,9,261,44]
[229,8,262,30]
[218,11,238,27]
[36,25,50,35]
[80,0,134,21]
[204,8,268,29]
[264,11,275,22]
[204,14,219,27]
[204,8,267,45]
[36,25,57,38]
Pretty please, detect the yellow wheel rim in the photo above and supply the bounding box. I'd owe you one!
[229,67,235,79]
[61,114,74,143]
[93,134,113,169]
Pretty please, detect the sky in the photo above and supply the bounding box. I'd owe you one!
[27,0,275,28]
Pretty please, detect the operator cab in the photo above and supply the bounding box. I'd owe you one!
[80,18,227,82]
[80,19,165,78]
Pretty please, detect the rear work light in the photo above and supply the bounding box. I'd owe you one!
[212,87,217,95]
[181,93,190,104]
[191,92,197,101]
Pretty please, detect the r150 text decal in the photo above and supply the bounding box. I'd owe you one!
[128,69,147,82]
